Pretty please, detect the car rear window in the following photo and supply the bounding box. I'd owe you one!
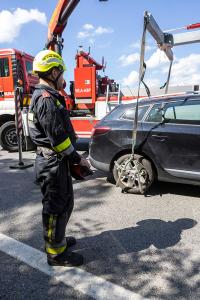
[121,105,149,121]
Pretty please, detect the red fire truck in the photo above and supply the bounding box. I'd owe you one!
[0,0,136,152]
[0,48,38,151]
[0,46,137,151]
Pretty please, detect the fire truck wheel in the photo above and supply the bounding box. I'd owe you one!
[0,121,23,152]
[113,154,154,194]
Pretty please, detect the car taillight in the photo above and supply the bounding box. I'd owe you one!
[91,126,111,137]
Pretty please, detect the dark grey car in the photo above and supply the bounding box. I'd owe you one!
[89,93,200,193]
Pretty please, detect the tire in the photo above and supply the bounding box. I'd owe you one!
[0,121,19,151]
[113,154,154,194]
[0,121,36,152]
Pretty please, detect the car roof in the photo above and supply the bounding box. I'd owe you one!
[119,92,200,109]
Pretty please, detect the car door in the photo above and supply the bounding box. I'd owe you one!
[142,98,200,181]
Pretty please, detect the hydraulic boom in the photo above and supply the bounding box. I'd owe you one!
[47,0,80,54]
[47,0,109,55]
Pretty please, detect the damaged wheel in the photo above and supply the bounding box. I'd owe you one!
[113,154,154,194]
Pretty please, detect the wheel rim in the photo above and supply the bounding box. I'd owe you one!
[5,128,18,147]
[117,158,149,190]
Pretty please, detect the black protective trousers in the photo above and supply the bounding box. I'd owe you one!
[35,153,74,255]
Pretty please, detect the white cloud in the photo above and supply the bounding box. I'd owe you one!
[146,49,169,69]
[119,53,140,67]
[130,42,140,49]
[130,41,155,52]
[77,31,90,39]
[120,53,200,89]
[77,24,114,41]
[169,54,200,85]
[0,8,47,43]
[95,26,113,35]
[122,70,139,86]
[146,78,160,87]
[83,23,94,30]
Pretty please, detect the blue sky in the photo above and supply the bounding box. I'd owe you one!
[1,0,200,93]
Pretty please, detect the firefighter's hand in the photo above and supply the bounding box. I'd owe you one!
[79,157,91,169]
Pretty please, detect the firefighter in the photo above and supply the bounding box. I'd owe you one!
[28,49,91,267]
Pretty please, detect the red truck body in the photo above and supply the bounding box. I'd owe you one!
[0,47,136,151]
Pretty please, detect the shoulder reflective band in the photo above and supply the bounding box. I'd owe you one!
[53,137,72,153]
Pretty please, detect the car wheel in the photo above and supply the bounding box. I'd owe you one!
[0,121,36,152]
[0,121,19,151]
[113,153,154,194]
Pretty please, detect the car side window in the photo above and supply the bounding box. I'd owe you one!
[145,103,162,122]
[121,106,149,121]
[164,100,200,124]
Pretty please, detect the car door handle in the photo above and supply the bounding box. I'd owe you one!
[151,134,168,141]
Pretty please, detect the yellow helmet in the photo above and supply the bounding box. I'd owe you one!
[33,50,66,74]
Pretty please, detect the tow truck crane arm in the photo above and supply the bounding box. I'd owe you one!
[141,11,200,94]
[46,0,80,54]
[144,11,200,61]
[47,0,109,55]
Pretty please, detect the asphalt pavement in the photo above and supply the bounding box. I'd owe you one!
[0,149,200,299]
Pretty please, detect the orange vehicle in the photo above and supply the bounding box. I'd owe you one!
[0,46,136,151]
[0,48,38,151]
[0,0,136,151]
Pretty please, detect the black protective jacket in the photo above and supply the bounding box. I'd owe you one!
[28,84,81,164]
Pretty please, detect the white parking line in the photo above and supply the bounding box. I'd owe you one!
[0,233,148,300]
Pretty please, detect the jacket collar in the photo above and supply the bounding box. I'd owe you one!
[35,84,60,98]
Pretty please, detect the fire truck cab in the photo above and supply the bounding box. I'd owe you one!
[0,48,38,151]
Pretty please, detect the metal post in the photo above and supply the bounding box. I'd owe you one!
[105,84,109,113]
[10,83,33,169]
[117,84,121,105]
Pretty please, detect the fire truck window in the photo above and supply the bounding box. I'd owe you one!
[25,61,33,74]
[0,58,9,77]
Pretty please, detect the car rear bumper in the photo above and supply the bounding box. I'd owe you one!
[89,155,110,172]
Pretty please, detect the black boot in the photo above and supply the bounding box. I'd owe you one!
[47,248,83,267]
[66,236,76,247]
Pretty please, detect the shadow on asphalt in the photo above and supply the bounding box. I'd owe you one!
[74,218,199,300]
[1,153,200,299]
[146,181,200,198]
[77,218,197,257]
